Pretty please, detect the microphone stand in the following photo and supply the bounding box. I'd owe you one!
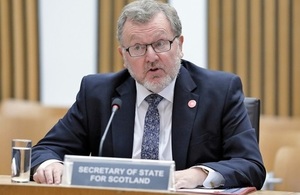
[98,98,122,156]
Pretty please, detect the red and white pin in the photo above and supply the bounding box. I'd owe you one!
[188,100,197,108]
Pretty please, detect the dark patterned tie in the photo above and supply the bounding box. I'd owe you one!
[141,94,163,160]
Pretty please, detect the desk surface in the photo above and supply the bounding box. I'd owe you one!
[0,175,299,195]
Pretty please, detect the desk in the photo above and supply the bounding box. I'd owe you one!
[0,175,298,195]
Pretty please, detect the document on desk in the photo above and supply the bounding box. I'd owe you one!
[177,186,256,195]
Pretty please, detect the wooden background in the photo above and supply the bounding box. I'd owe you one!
[0,0,299,117]
[208,0,300,117]
[0,0,39,101]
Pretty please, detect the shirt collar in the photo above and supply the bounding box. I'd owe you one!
[136,78,176,107]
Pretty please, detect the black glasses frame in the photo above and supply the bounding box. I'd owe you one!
[125,36,179,57]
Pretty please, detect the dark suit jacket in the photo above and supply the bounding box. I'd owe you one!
[31,59,266,189]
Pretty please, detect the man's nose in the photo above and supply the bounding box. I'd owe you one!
[145,45,158,60]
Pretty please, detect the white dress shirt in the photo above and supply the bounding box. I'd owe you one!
[131,79,175,160]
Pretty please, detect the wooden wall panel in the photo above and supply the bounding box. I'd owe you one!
[221,0,234,73]
[263,0,276,115]
[292,0,300,116]
[278,0,291,116]
[113,1,126,71]
[25,0,39,100]
[208,0,300,117]
[235,0,249,94]
[98,0,114,73]
[249,0,262,99]
[0,0,39,101]
[208,0,221,70]
[0,0,13,99]
[12,0,26,99]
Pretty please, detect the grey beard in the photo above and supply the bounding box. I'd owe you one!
[143,75,173,93]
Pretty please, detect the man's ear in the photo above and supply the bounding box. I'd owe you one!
[118,46,123,57]
[178,35,184,51]
[118,47,127,68]
[178,35,184,58]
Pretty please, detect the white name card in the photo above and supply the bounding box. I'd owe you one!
[61,155,175,191]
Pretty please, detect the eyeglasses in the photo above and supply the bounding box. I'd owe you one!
[124,36,179,57]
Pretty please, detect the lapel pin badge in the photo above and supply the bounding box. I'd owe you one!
[188,100,197,108]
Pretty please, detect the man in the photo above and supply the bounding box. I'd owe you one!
[31,0,266,189]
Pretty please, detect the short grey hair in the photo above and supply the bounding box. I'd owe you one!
[117,0,182,44]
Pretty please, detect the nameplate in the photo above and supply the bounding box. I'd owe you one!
[62,155,175,191]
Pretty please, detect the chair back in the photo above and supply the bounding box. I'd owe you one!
[273,146,300,191]
[0,99,68,175]
[244,97,260,142]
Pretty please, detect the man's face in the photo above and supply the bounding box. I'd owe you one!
[118,13,184,93]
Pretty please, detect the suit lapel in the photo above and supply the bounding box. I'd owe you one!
[111,77,136,158]
[172,67,199,170]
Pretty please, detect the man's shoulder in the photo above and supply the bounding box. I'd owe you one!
[79,69,133,91]
[81,69,132,85]
[182,59,236,76]
[83,69,130,81]
[181,59,239,82]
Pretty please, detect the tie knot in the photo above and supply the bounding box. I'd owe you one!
[145,94,163,108]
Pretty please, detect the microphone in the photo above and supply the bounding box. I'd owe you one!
[98,98,122,156]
